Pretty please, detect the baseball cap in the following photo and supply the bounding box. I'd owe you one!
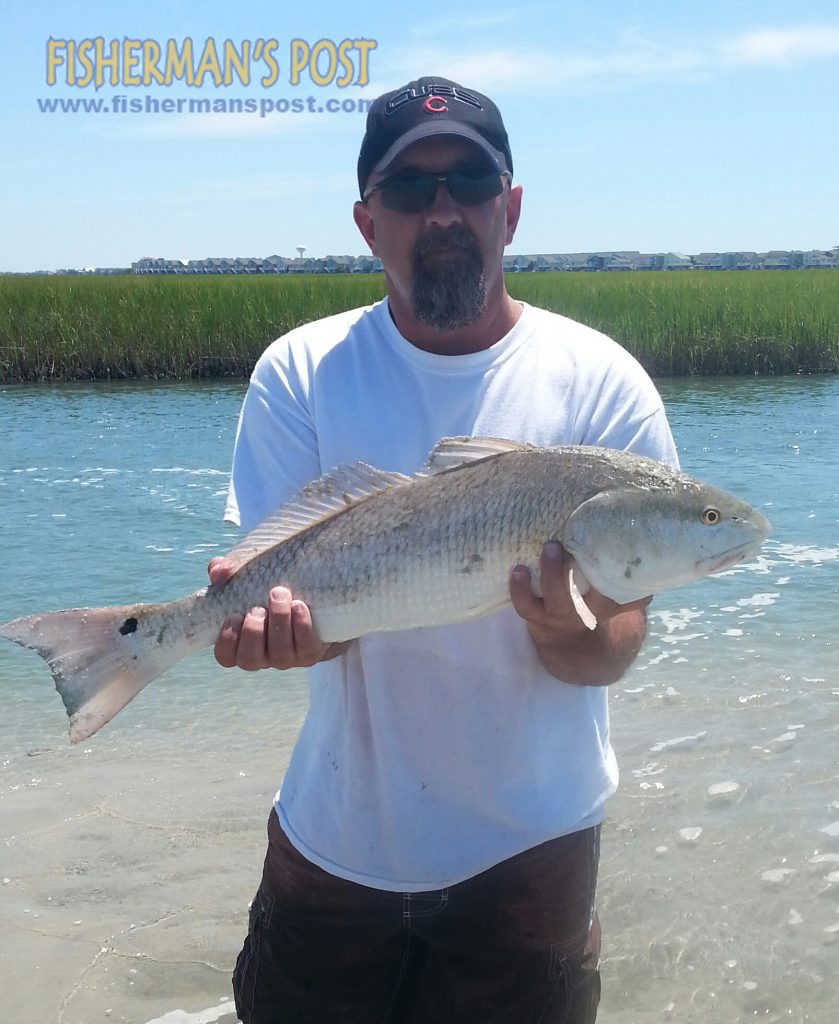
[357,77,513,197]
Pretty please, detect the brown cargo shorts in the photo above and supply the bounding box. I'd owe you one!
[233,810,601,1023]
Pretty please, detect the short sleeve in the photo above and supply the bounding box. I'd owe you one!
[224,342,322,532]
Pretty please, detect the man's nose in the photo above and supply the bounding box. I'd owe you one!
[425,179,463,226]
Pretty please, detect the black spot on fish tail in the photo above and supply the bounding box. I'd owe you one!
[119,617,138,636]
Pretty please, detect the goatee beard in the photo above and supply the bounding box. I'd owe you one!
[411,224,487,331]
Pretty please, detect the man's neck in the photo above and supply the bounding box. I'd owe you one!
[387,292,523,356]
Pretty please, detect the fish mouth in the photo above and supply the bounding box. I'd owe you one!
[696,512,772,577]
[696,541,763,576]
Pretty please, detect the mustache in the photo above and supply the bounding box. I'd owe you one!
[413,224,482,261]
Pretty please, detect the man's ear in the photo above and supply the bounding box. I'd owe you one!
[353,201,378,256]
[505,184,523,246]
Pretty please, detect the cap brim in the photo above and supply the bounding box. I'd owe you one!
[371,123,508,179]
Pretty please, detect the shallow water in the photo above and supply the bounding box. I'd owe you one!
[601,377,839,1023]
[1,376,837,1023]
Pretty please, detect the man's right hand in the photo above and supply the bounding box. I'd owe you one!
[208,557,344,670]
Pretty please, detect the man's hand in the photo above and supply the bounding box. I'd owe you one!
[208,557,346,671]
[509,541,650,686]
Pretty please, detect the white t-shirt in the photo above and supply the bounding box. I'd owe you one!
[225,299,679,892]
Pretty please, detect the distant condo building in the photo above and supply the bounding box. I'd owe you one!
[130,254,383,275]
[128,248,839,276]
[10,248,839,277]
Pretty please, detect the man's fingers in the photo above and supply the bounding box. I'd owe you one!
[510,542,572,624]
[509,564,541,620]
[208,556,236,587]
[214,612,245,668]
[213,584,327,672]
[290,600,324,666]
[537,541,574,617]
[266,587,296,669]
[236,606,270,671]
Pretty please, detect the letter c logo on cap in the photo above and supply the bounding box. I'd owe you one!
[423,95,448,114]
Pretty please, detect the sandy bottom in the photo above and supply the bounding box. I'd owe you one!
[2,732,283,1024]
[4,662,839,1024]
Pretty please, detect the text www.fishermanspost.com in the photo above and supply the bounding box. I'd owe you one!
[36,93,374,118]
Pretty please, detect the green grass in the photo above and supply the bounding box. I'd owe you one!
[1,270,837,382]
[0,275,385,381]
[508,270,839,376]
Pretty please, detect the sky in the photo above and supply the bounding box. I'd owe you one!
[1,1,838,272]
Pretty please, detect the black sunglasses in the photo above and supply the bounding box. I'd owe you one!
[362,165,509,213]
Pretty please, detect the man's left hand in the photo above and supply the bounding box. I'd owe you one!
[509,541,651,685]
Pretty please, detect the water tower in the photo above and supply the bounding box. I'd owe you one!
[296,245,306,259]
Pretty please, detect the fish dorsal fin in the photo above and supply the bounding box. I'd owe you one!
[222,462,412,573]
[424,435,537,474]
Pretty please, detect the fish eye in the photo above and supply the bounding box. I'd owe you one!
[702,507,721,526]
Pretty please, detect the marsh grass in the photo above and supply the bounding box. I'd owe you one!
[508,271,839,376]
[1,270,837,381]
[0,275,386,381]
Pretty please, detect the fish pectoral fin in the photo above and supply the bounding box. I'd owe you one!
[223,462,413,573]
[568,566,598,631]
[424,436,538,474]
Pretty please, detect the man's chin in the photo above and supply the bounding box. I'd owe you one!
[411,257,487,331]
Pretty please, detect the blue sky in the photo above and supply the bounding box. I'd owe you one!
[2,1,838,272]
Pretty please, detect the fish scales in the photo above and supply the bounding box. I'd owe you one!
[214,452,545,637]
[222,449,598,638]
[0,438,771,742]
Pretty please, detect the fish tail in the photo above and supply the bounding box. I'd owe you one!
[0,598,205,743]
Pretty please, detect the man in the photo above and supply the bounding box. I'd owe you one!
[212,77,678,1023]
